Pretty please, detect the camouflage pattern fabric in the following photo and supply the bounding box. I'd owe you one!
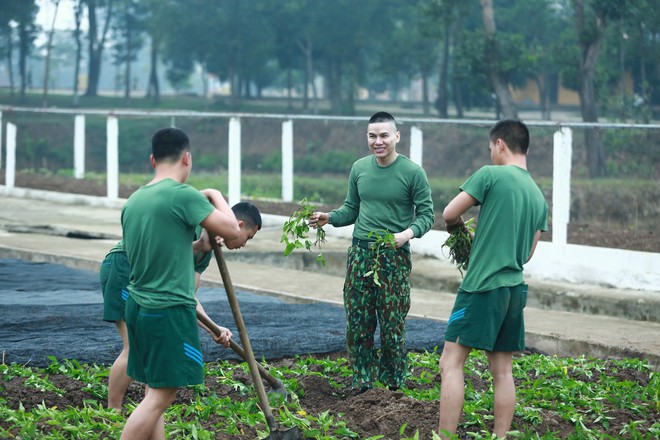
[343,244,411,389]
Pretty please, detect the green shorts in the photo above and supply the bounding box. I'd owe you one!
[125,296,204,388]
[443,284,528,352]
[99,251,130,323]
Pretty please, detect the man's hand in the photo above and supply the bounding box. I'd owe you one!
[309,211,329,229]
[193,229,224,254]
[210,326,233,348]
[445,217,465,235]
[393,228,415,248]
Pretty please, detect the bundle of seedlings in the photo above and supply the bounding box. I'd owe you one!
[442,217,475,276]
[281,197,327,265]
[364,229,397,286]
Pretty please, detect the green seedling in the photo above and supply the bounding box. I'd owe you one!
[442,217,475,276]
[0,352,658,438]
[281,197,327,265]
[364,229,397,286]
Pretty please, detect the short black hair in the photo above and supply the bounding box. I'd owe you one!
[151,127,190,162]
[490,119,530,154]
[232,202,262,230]
[368,111,397,128]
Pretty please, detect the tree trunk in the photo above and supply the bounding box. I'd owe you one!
[534,75,551,120]
[421,72,430,116]
[18,22,29,102]
[452,79,464,118]
[436,27,450,118]
[342,64,356,116]
[637,22,650,123]
[123,8,132,101]
[146,35,160,105]
[327,60,341,114]
[72,0,83,106]
[479,0,518,120]
[286,68,293,111]
[42,0,60,107]
[302,54,309,110]
[5,27,15,98]
[85,0,114,97]
[574,0,607,177]
[297,35,315,112]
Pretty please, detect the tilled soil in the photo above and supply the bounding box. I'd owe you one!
[1,352,656,439]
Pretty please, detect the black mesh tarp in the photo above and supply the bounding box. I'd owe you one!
[0,259,446,366]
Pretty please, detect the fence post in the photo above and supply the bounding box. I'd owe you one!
[5,123,16,189]
[282,119,294,202]
[107,116,119,200]
[552,127,572,245]
[74,115,85,179]
[410,126,423,166]
[228,117,241,207]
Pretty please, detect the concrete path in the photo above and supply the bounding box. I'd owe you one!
[1,190,658,369]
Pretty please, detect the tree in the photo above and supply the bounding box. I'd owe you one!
[491,0,566,120]
[83,0,114,97]
[13,0,39,102]
[313,0,384,115]
[479,0,518,119]
[378,0,439,116]
[424,0,468,118]
[0,0,22,98]
[570,0,625,177]
[41,0,60,107]
[268,0,315,112]
[142,0,169,105]
[72,0,84,105]
[111,0,145,100]
[616,0,660,123]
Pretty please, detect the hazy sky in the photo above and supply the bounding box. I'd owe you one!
[36,0,82,31]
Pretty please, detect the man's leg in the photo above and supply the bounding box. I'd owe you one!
[344,247,378,389]
[108,319,132,410]
[485,350,515,438]
[438,341,472,439]
[120,386,177,440]
[377,250,411,389]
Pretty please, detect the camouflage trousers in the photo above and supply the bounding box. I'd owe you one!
[343,244,412,389]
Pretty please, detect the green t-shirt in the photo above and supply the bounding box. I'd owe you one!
[330,155,435,248]
[107,240,124,255]
[121,179,214,308]
[193,225,214,274]
[459,165,548,293]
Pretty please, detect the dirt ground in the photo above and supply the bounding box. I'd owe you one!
[6,172,659,253]
[1,352,655,439]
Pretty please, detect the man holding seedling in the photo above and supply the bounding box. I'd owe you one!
[438,119,547,439]
[310,111,434,392]
[100,201,261,411]
[119,127,259,440]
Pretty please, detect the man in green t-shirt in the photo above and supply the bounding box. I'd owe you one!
[438,120,548,439]
[118,127,260,440]
[99,202,261,411]
[310,111,435,391]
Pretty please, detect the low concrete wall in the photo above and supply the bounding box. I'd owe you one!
[4,186,660,293]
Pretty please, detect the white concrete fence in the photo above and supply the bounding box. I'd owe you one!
[1,107,659,293]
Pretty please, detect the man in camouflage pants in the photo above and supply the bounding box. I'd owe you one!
[310,112,435,391]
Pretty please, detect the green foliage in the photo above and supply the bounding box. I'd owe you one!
[602,129,660,178]
[442,217,475,276]
[1,352,658,438]
[364,229,397,286]
[281,197,327,265]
